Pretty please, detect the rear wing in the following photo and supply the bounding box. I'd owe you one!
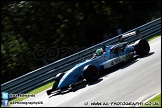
[119,30,142,42]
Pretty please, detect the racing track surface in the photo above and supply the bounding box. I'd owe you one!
[11,36,161,107]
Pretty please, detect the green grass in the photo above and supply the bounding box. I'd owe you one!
[3,32,161,107]
[146,32,161,42]
[140,93,161,107]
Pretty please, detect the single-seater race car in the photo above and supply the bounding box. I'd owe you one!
[46,30,150,95]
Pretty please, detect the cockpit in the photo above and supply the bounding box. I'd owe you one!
[92,48,105,59]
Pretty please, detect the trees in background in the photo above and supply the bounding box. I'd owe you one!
[1,1,161,83]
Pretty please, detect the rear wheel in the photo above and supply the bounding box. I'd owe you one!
[83,65,99,82]
[134,39,150,56]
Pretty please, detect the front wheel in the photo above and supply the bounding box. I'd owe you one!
[52,72,65,89]
[46,72,65,95]
[83,65,99,82]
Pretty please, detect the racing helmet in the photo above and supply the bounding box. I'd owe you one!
[96,48,103,56]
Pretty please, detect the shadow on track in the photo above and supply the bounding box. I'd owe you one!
[48,79,103,98]
[138,52,154,58]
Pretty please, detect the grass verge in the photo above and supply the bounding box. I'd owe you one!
[145,32,161,42]
[140,93,161,107]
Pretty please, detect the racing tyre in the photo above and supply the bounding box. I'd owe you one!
[134,39,150,56]
[83,65,99,82]
[55,72,65,81]
[47,72,65,95]
[52,72,65,89]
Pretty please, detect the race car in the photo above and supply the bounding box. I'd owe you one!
[46,30,150,96]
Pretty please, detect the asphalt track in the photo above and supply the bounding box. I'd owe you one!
[11,36,161,107]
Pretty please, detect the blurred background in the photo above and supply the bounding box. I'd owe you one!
[1,1,161,84]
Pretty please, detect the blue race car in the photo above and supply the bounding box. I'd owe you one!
[46,30,150,95]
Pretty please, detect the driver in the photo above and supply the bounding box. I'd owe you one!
[93,48,104,58]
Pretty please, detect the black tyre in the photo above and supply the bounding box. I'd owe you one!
[55,72,65,81]
[83,65,99,82]
[52,73,65,90]
[47,72,65,95]
[134,39,150,56]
